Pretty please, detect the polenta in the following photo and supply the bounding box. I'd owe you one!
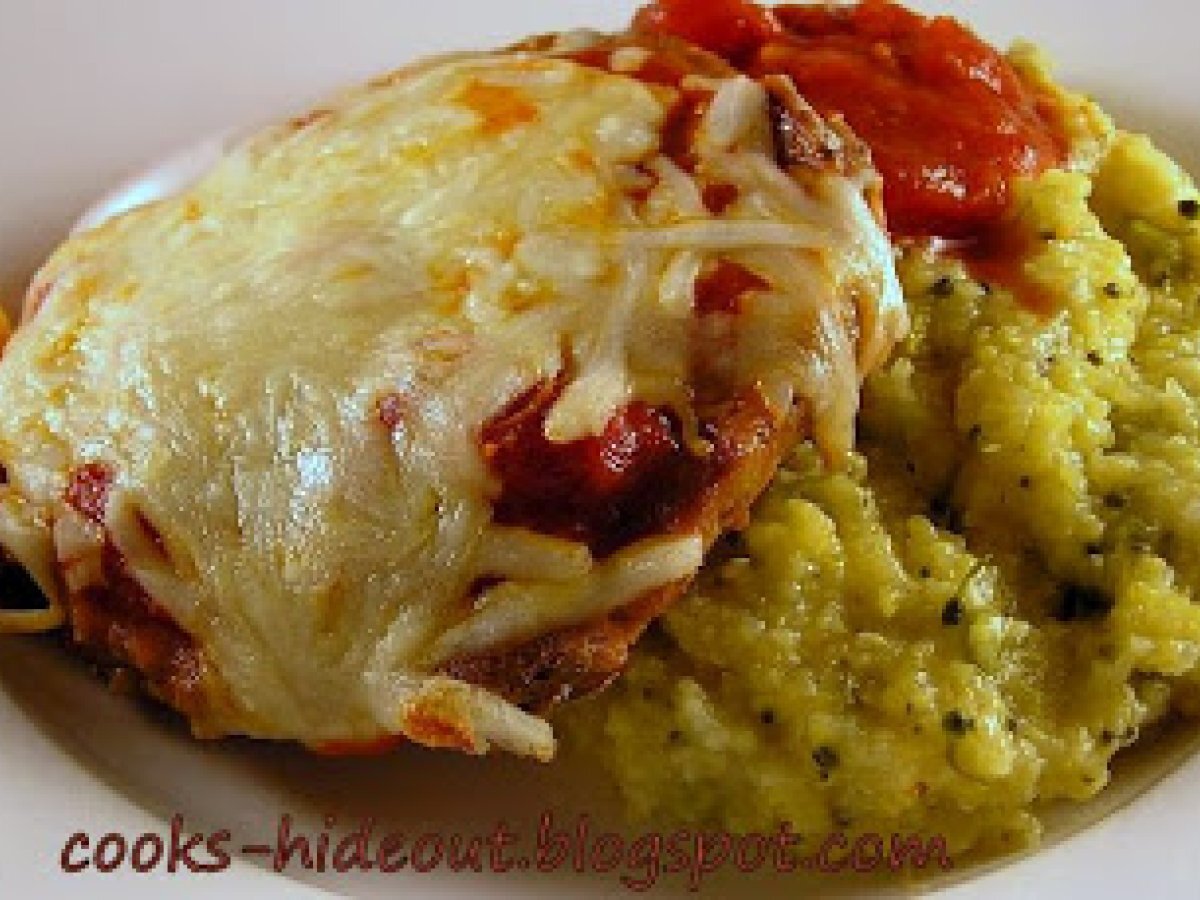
[562,44,1200,857]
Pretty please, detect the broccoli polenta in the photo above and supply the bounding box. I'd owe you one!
[562,40,1200,857]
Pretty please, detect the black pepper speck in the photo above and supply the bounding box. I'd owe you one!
[812,745,840,770]
[930,276,955,297]
[1054,583,1115,622]
[942,599,964,626]
[942,710,976,736]
[928,493,964,534]
[1103,492,1128,510]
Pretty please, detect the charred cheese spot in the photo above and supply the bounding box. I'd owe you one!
[288,108,334,131]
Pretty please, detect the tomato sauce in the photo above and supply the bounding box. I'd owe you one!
[635,0,1070,312]
[701,182,740,215]
[695,259,769,315]
[635,0,779,62]
[66,461,115,525]
[481,380,707,558]
[64,463,207,715]
[568,43,716,175]
[637,0,1066,240]
[960,223,1058,317]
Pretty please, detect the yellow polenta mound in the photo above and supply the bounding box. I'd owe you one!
[560,52,1200,857]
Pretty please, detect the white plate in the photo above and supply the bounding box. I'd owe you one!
[1,1,1198,897]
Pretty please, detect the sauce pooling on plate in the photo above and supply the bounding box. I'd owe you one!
[637,0,1071,309]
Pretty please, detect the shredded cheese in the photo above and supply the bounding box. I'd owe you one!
[0,39,905,757]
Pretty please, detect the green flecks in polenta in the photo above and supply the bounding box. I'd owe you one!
[559,60,1200,858]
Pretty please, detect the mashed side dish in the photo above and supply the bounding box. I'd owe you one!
[562,32,1200,856]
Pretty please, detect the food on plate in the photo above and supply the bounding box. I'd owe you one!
[562,0,1200,857]
[5,0,1198,870]
[0,30,904,759]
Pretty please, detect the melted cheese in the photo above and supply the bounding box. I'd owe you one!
[0,41,905,758]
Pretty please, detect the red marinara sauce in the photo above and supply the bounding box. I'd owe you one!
[636,0,1068,241]
[479,380,705,559]
[634,0,779,61]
